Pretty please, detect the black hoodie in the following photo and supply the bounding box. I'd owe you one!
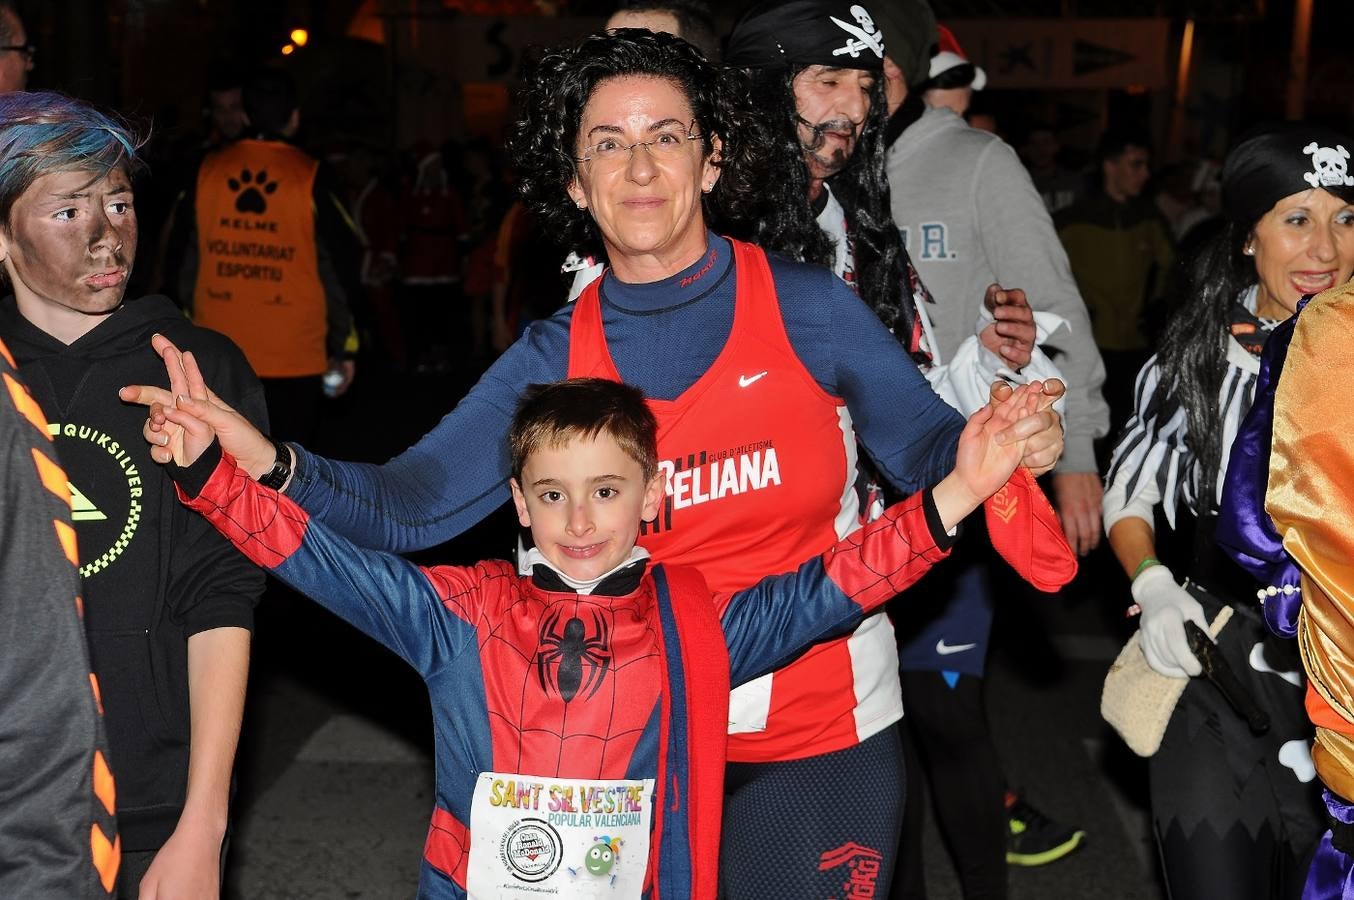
[0,294,267,852]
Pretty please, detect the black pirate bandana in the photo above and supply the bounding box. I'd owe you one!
[1222,124,1354,229]
[726,0,886,71]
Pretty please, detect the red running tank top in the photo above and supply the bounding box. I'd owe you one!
[567,238,903,762]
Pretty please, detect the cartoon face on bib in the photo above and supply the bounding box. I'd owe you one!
[584,836,622,876]
[584,842,614,875]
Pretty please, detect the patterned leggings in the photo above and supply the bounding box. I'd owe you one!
[720,727,905,899]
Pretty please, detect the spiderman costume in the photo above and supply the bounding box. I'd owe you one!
[168,439,985,899]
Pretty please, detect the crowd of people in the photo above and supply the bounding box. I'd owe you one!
[3,0,1354,899]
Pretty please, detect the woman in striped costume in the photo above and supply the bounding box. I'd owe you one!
[1103,125,1354,900]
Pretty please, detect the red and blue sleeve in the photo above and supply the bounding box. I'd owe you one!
[717,488,953,687]
[170,442,484,676]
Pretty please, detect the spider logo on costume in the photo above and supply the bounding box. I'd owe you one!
[536,609,613,702]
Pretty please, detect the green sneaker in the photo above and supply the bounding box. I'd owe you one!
[1006,794,1086,866]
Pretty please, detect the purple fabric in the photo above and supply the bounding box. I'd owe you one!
[1216,299,1306,638]
[1304,791,1354,900]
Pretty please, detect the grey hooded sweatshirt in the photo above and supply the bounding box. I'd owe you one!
[886,106,1108,473]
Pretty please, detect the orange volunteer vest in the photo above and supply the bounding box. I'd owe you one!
[568,238,903,763]
[193,139,327,378]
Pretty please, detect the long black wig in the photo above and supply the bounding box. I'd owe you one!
[1149,219,1255,518]
[736,64,922,361]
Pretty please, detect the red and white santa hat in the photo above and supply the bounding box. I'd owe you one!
[929,24,986,90]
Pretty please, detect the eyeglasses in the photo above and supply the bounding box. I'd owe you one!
[575,121,703,167]
[0,44,35,61]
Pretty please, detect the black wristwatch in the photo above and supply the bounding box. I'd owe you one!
[258,438,293,491]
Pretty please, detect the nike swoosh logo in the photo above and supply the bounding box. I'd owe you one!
[935,640,978,656]
[738,371,768,388]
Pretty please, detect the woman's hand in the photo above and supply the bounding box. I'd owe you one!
[959,381,1042,498]
[992,378,1065,476]
[933,381,1042,529]
[1132,565,1207,678]
[119,334,274,477]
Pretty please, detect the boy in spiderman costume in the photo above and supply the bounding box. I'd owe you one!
[147,348,1073,899]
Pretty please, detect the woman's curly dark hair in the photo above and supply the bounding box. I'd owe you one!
[509,29,772,259]
[739,65,921,360]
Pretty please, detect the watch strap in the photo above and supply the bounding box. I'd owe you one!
[258,438,292,491]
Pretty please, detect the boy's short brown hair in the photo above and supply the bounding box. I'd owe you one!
[509,378,659,482]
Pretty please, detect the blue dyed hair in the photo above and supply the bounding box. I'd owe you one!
[0,91,142,228]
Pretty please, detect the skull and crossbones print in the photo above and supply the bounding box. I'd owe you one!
[1303,142,1354,189]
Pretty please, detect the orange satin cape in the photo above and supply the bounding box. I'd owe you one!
[1269,279,1354,801]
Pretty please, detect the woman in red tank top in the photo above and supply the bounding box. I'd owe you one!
[134,28,1069,900]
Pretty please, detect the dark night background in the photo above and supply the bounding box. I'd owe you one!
[21,1,1354,159]
[21,2,1353,896]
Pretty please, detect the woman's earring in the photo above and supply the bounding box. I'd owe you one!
[1244,244,1255,256]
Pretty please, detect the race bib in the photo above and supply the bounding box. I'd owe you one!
[466,772,654,899]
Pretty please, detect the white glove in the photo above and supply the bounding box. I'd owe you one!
[1131,564,1207,678]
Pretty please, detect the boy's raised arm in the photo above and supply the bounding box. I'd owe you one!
[717,486,956,687]
[153,373,486,675]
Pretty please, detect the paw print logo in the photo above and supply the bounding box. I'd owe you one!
[227,169,279,214]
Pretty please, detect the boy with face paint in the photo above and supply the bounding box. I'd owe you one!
[0,92,268,900]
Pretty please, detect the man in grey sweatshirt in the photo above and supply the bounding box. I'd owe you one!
[885,105,1108,537]
[875,14,1107,899]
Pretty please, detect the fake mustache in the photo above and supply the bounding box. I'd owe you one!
[796,116,860,152]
